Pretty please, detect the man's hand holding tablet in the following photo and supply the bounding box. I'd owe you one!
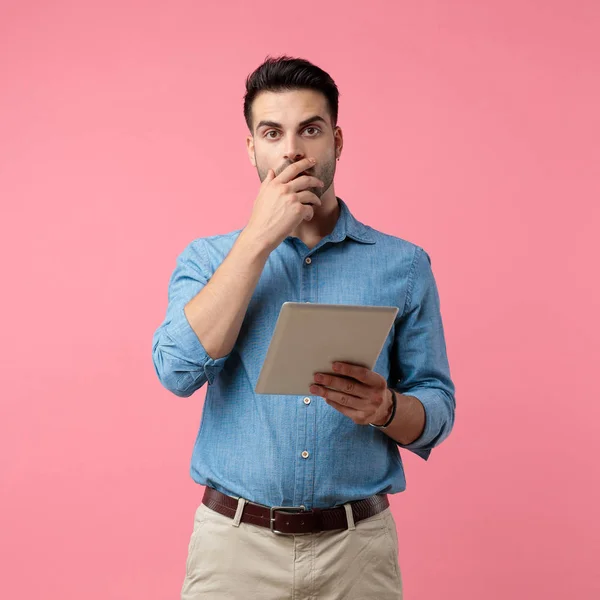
[310,361,396,428]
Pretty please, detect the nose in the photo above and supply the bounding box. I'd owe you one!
[283,139,306,164]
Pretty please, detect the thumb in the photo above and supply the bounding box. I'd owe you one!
[261,169,272,186]
[262,169,274,187]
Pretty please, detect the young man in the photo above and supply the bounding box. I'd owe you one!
[152,55,456,599]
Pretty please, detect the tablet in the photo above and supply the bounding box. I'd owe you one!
[255,302,398,396]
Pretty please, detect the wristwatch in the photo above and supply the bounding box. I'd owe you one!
[369,387,397,429]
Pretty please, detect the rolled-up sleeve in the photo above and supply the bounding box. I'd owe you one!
[152,239,232,397]
[391,246,456,461]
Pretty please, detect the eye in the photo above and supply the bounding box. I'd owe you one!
[264,127,321,139]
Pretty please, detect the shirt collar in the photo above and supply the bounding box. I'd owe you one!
[329,197,376,245]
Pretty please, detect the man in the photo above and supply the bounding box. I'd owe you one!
[152,55,456,599]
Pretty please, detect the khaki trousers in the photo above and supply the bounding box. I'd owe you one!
[181,495,403,599]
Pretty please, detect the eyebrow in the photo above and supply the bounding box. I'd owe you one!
[255,115,328,133]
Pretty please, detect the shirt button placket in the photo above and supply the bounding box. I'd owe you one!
[303,254,314,491]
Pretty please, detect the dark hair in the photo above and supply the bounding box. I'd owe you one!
[243,55,340,133]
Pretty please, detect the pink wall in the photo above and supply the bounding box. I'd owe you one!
[1,1,598,598]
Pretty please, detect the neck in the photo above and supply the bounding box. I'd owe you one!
[290,190,340,248]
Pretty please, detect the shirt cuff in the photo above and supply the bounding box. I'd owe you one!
[394,387,451,461]
[166,304,232,386]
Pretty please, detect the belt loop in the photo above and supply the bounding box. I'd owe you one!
[344,503,356,531]
[232,497,248,527]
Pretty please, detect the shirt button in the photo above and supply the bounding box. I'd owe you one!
[305,257,312,264]
[301,450,310,459]
[303,397,311,405]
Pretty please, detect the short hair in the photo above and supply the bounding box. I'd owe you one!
[243,55,340,134]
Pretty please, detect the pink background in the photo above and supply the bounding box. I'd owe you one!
[1,1,598,598]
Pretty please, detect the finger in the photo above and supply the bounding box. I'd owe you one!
[277,157,316,184]
[309,384,360,408]
[302,203,315,221]
[312,373,369,398]
[332,362,384,388]
[302,205,316,221]
[287,175,325,195]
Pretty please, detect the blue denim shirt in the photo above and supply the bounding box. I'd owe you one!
[152,197,456,509]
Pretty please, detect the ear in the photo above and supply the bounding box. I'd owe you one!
[246,134,256,167]
[334,126,343,161]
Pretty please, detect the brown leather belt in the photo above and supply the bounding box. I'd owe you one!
[202,486,389,535]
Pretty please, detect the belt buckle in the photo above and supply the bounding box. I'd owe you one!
[269,505,309,536]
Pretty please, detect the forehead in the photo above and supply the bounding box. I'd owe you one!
[252,89,328,126]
